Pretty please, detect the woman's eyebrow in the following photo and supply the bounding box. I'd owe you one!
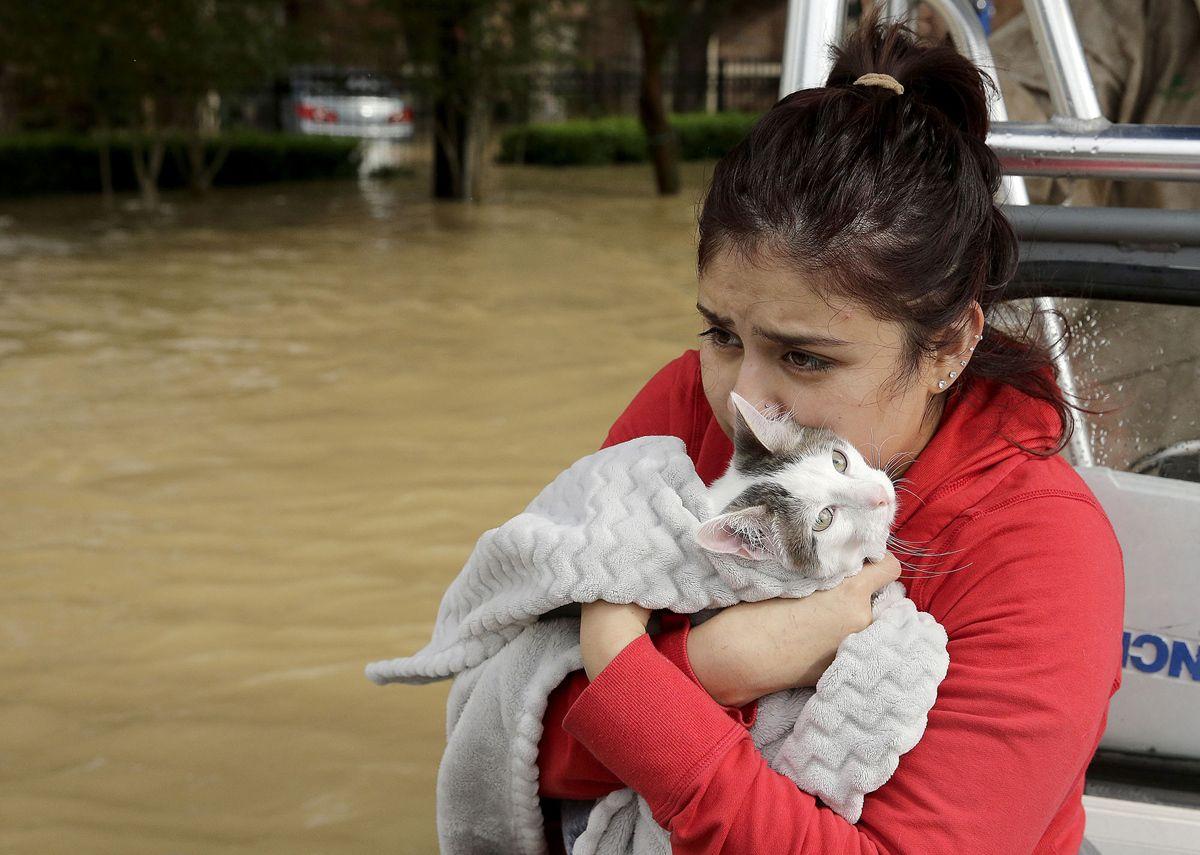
[753,325,852,349]
[696,303,733,326]
[696,303,851,349]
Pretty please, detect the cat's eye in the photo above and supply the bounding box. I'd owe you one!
[831,450,848,473]
[813,507,834,532]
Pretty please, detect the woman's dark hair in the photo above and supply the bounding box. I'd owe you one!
[697,14,1084,455]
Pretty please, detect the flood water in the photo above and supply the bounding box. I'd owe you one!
[0,164,712,854]
[3,161,1196,854]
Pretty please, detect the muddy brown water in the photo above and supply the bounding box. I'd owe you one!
[0,163,714,854]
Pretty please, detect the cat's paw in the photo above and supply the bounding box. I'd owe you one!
[869,580,908,615]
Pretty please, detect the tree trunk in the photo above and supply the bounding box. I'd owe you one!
[672,4,711,114]
[431,9,471,200]
[185,91,228,194]
[185,136,231,194]
[131,96,165,210]
[96,115,114,209]
[511,0,534,126]
[432,94,469,199]
[131,138,165,210]
[634,6,681,196]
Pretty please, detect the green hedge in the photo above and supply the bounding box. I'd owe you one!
[497,112,760,166]
[0,131,359,197]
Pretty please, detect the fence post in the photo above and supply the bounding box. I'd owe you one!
[716,58,726,113]
[706,35,720,114]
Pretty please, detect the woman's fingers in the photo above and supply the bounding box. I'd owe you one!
[854,552,902,592]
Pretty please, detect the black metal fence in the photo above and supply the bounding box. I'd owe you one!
[532,59,782,119]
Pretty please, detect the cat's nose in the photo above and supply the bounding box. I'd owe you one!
[869,486,890,508]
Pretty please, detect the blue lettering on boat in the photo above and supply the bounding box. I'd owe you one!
[1122,631,1200,681]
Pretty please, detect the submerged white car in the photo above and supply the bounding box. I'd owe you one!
[282,66,414,140]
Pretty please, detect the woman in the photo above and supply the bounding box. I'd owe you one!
[535,16,1124,855]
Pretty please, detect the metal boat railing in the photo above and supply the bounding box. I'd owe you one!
[778,0,1200,467]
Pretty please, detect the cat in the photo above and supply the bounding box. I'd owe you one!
[541,393,897,624]
[696,392,897,584]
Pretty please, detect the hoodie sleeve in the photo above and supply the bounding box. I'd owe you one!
[600,350,706,454]
[539,351,739,802]
[538,614,758,800]
[561,492,1125,854]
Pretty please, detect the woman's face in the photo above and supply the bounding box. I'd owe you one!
[698,250,971,475]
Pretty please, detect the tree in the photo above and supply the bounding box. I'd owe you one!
[116,0,285,204]
[387,0,573,201]
[0,0,132,204]
[0,0,285,208]
[631,0,690,196]
[632,0,778,195]
[670,0,775,114]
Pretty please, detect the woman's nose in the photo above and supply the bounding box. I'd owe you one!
[729,368,783,420]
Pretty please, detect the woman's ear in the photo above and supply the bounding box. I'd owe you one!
[928,302,985,394]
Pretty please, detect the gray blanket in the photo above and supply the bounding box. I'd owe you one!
[367,436,949,854]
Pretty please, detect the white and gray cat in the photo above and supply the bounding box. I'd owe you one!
[697,392,897,585]
[545,394,899,626]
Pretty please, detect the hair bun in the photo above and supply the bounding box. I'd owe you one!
[825,14,994,141]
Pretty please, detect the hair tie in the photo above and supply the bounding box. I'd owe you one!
[853,73,904,95]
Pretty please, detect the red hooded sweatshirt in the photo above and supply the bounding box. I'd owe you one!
[536,349,1125,855]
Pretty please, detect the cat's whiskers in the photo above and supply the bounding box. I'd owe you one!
[887,532,961,549]
[893,553,975,577]
[885,453,917,479]
[888,544,965,559]
[892,485,925,507]
[892,537,964,557]
[885,532,940,546]
[864,433,900,470]
[887,537,969,579]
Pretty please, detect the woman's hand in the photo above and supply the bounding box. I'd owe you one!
[580,600,652,680]
[686,554,902,707]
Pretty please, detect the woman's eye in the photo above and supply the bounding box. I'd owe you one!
[784,351,832,372]
[699,327,739,349]
[813,507,834,532]
[832,450,848,473]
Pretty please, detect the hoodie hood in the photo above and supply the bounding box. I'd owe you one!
[892,372,1067,542]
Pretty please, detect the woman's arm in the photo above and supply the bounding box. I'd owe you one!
[539,349,734,800]
[541,556,894,799]
[539,613,759,800]
[683,556,901,706]
[562,495,1124,854]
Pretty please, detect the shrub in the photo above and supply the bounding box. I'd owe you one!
[497,112,759,166]
[0,131,359,197]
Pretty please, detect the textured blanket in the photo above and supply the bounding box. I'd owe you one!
[366,436,949,854]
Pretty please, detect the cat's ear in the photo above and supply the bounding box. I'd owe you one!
[696,506,778,561]
[730,392,795,456]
